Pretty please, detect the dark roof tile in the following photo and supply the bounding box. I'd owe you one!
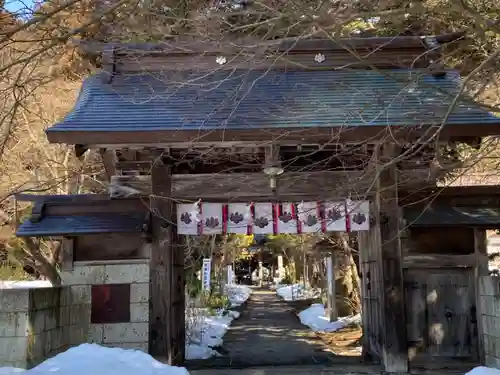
[47,69,500,134]
[16,214,144,237]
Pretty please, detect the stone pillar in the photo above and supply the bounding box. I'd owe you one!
[277,255,284,279]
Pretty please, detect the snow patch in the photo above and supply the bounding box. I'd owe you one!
[466,367,500,375]
[0,344,189,375]
[185,285,251,360]
[0,280,53,289]
[225,284,251,307]
[298,303,361,333]
[276,283,320,301]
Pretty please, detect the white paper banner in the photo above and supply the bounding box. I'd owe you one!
[177,203,199,235]
[253,203,274,234]
[201,203,223,235]
[176,201,370,235]
[347,200,370,231]
[323,201,347,232]
[276,203,297,234]
[227,203,250,234]
[298,202,322,233]
[202,258,212,292]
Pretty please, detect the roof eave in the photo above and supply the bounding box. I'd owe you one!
[45,122,500,146]
[78,33,466,57]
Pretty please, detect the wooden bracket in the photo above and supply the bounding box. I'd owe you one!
[141,212,153,243]
[102,44,117,83]
[30,201,46,223]
[61,237,74,271]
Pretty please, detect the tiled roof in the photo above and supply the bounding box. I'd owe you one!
[405,206,500,227]
[46,69,500,134]
[16,214,144,237]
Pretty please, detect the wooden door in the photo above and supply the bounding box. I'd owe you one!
[404,268,477,359]
[358,227,383,360]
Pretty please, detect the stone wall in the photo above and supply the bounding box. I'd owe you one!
[479,276,500,368]
[60,260,150,352]
[0,286,88,368]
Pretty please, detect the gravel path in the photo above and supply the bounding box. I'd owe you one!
[205,287,337,367]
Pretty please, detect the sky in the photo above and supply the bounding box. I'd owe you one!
[5,0,37,17]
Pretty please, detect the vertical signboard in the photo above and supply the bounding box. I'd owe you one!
[202,258,212,292]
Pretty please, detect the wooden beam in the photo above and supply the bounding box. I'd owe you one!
[376,144,408,373]
[149,160,175,361]
[474,229,488,364]
[109,169,437,200]
[403,253,479,268]
[149,159,185,364]
[79,33,464,57]
[46,123,500,146]
[110,175,151,198]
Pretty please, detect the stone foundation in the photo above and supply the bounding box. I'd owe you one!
[60,260,149,352]
[0,259,150,368]
[0,286,89,368]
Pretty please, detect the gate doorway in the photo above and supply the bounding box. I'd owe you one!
[183,232,364,368]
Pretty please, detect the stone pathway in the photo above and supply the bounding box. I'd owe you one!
[189,287,340,367]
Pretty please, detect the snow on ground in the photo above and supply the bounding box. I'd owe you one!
[0,344,189,375]
[225,284,251,307]
[298,303,361,333]
[275,283,321,301]
[466,367,500,375]
[185,284,251,360]
[0,280,52,289]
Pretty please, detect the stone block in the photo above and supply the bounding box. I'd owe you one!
[61,265,105,286]
[130,303,148,323]
[44,309,59,331]
[27,333,45,367]
[0,289,30,313]
[60,287,72,306]
[70,304,91,326]
[102,323,148,343]
[30,288,59,311]
[64,325,87,346]
[0,312,19,337]
[0,336,28,362]
[486,355,500,368]
[104,263,149,284]
[88,324,104,344]
[70,285,91,304]
[29,311,46,334]
[130,283,149,303]
[48,328,63,352]
[59,306,70,326]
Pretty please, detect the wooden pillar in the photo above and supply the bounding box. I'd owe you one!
[376,144,408,373]
[150,159,185,364]
[474,228,488,364]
